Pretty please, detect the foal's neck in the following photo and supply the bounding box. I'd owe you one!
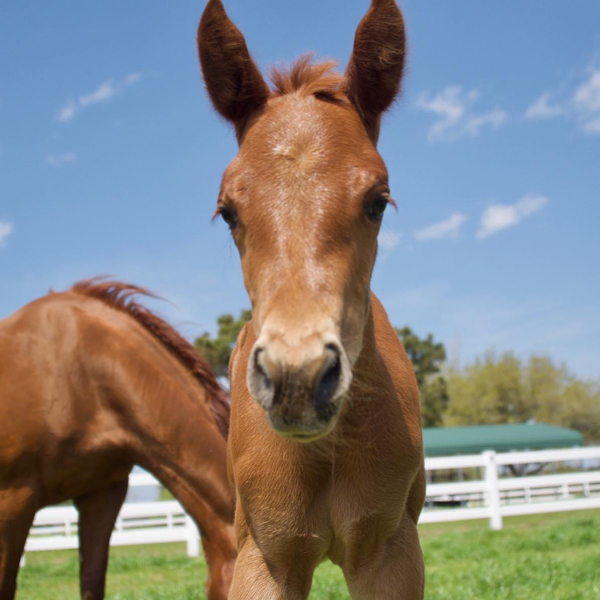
[334,304,387,438]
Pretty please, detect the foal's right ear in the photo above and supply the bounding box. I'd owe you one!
[197,0,270,141]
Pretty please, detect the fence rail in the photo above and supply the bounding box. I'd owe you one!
[25,497,200,558]
[23,445,600,560]
[422,446,600,530]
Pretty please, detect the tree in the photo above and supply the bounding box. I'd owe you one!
[396,327,449,427]
[445,351,531,426]
[194,310,251,378]
[446,351,600,444]
[536,378,600,443]
[419,376,450,428]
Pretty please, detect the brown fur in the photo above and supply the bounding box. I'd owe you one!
[198,1,425,598]
[70,278,230,439]
[198,0,270,141]
[345,0,406,141]
[0,282,236,600]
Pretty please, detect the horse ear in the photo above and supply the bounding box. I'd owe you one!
[345,0,406,143]
[197,0,269,141]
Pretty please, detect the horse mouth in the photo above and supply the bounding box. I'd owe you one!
[266,414,338,443]
[283,430,327,442]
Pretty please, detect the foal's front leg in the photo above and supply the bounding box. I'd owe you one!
[343,515,424,600]
[229,534,316,600]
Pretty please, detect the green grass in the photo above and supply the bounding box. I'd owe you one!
[17,510,600,599]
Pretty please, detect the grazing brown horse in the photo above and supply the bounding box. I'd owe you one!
[0,280,236,600]
[198,0,425,598]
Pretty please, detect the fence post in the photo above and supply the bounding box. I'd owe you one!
[483,450,502,530]
[185,514,201,557]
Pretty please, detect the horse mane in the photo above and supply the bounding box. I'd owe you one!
[70,278,230,440]
[270,55,348,104]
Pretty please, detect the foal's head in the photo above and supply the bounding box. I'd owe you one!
[198,0,406,441]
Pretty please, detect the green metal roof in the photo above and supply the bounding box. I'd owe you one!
[423,423,584,456]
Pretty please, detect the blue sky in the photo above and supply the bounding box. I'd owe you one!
[1,1,599,378]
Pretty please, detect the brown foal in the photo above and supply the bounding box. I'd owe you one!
[197,0,425,598]
[0,280,236,600]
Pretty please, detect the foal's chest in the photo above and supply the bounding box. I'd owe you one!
[236,439,414,557]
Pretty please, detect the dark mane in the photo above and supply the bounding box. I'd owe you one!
[70,278,230,439]
[270,54,348,104]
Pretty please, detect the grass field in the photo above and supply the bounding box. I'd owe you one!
[17,510,600,599]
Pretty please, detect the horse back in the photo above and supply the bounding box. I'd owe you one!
[0,293,133,491]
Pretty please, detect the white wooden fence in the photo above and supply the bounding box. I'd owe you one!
[421,446,600,530]
[24,473,200,558]
[22,446,600,561]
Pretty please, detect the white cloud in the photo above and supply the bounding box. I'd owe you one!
[574,67,600,133]
[57,98,76,122]
[525,63,600,134]
[414,213,468,241]
[122,72,143,86]
[525,92,563,119]
[463,109,507,136]
[79,81,115,106]
[574,69,600,113]
[378,229,402,252]
[56,72,144,122]
[45,152,77,167]
[415,86,507,142]
[0,220,14,246]
[477,194,548,239]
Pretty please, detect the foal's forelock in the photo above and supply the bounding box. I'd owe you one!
[270,56,347,102]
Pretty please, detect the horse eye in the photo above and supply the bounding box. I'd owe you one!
[364,196,389,223]
[219,206,238,230]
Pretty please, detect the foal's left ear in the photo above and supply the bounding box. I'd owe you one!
[345,0,406,143]
[197,0,270,142]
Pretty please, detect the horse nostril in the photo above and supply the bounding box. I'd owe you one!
[247,344,277,410]
[313,345,342,418]
[253,347,273,391]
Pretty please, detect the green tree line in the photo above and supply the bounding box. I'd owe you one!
[195,312,600,443]
[445,351,600,443]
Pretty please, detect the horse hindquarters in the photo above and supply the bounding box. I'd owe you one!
[0,487,38,600]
